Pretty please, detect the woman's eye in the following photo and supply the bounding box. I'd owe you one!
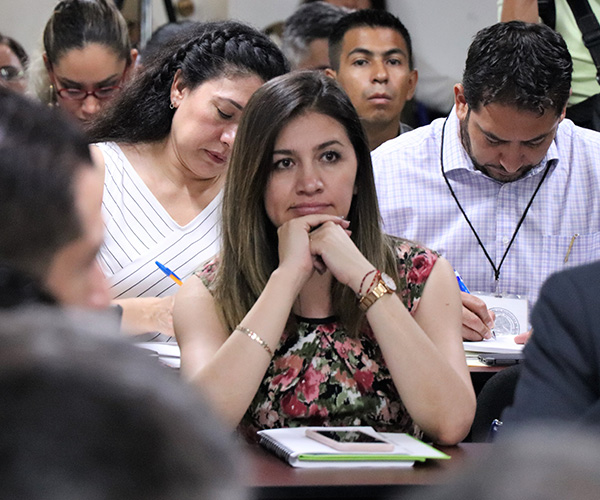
[273,158,293,169]
[322,150,340,162]
[217,108,233,119]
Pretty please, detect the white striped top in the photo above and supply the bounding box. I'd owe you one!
[97,142,222,299]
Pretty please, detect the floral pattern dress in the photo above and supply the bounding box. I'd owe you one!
[196,237,438,443]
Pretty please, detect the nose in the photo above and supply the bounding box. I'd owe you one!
[498,144,525,173]
[372,59,388,83]
[80,94,101,118]
[297,163,324,195]
[220,123,238,148]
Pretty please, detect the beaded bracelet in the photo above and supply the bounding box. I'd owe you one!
[358,269,377,297]
[236,325,273,357]
[357,269,381,299]
[365,270,381,295]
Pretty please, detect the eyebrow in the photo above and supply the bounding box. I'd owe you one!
[273,140,344,156]
[217,96,244,111]
[478,124,552,144]
[347,47,407,59]
[57,73,121,88]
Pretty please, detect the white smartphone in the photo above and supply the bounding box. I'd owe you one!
[305,429,394,452]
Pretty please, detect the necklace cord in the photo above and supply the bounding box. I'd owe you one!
[439,115,552,283]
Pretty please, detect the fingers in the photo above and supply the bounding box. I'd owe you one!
[278,214,354,278]
[301,214,351,234]
[308,222,346,274]
[308,220,353,259]
[514,329,532,344]
[461,292,494,341]
[462,318,492,341]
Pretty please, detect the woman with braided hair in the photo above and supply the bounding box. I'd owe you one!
[87,21,289,339]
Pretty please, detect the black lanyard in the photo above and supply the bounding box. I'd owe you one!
[439,115,552,288]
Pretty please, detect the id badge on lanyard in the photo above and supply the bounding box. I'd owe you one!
[471,292,529,336]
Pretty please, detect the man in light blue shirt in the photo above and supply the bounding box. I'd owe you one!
[372,21,600,341]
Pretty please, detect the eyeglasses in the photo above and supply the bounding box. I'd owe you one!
[54,67,127,101]
[56,84,123,101]
[0,66,25,82]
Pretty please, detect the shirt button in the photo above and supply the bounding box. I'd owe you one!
[502,237,510,245]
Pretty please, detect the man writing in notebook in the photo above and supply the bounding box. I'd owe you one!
[372,21,600,341]
[0,87,109,310]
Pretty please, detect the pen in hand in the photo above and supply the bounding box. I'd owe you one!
[155,261,183,286]
[454,269,471,294]
[454,270,496,340]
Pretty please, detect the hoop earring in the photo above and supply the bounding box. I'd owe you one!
[169,102,175,110]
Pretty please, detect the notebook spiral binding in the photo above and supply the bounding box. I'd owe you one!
[259,434,295,462]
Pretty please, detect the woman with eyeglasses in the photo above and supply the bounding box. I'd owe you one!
[0,34,28,94]
[35,0,137,124]
[86,21,288,339]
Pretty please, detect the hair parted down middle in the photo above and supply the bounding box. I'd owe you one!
[213,71,398,338]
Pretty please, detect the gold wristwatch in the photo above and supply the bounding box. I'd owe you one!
[358,272,397,312]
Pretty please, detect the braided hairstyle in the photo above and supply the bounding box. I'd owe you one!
[88,21,289,143]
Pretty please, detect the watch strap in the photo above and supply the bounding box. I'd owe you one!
[358,279,393,312]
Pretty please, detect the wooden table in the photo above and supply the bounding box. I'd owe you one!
[244,442,491,500]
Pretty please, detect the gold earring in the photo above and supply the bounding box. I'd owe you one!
[48,84,57,106]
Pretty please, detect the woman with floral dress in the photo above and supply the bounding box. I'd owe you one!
[173,71,475,445]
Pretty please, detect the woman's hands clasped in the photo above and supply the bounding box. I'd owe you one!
[276,214,372,293]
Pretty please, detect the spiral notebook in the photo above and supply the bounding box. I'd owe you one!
[257,426,450,468]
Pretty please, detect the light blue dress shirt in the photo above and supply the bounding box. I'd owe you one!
[372,107,600,309]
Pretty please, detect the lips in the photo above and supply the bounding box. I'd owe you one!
[368,93,392,103]
[206,150,227,164]
[290,203,331,216]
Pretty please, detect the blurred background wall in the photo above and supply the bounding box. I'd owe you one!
[0,0,496,114]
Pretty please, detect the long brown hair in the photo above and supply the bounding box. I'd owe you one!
[214,71,397,337]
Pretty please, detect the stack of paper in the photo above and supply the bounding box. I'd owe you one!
[257,426,450,468]
[135,341,181,368]
[463,335,524,355]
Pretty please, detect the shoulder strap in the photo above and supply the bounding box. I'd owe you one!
[538,0,556,29]
[566,0,600,84]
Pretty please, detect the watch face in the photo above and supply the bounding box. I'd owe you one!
[381,272,397,291]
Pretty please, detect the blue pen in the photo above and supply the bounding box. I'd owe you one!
[155,261,183,286]
[454,269,471,293]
